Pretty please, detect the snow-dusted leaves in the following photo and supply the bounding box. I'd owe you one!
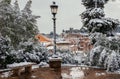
[104,51,119,72]
[88,33,120,71]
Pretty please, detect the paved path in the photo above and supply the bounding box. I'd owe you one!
[0,66,120,79]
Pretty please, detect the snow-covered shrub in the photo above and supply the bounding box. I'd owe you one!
[87,33,120,71]
[13,39,49,63]
[89,46,104,66]
[0,35,16,68]
[98,48,109,66]
[54,50,86,65]
[104,51,119,72]
[59,52,76,64]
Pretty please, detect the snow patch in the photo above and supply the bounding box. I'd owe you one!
[31,75,36,78]
[62,67,85,79]
[39,62,49,67]
[0,71,11,78]
[95,72,106,76]
[7,62,34,68]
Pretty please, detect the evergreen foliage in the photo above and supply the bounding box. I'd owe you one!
[81,0,120,72]
[81,0,120,36]
[0,0,47,68]
[0,0,40,49]
[87,33,120,72]
[0,34,14,68]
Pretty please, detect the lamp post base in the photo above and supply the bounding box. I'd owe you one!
[49,57,62,68]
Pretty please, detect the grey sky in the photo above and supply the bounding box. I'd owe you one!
[11,0,120,34]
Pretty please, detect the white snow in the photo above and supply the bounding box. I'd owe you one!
[0,71,11,78]
[105,51,119,71]
[32,65,39,69]
[61,64,78,67]
[7,62,35,68]
[62,73,71,79]
[47,46,53,50]
[90,46,103,62]
[39,62,49,67]
[115,33,120,36]
[99,48,108,64]
[90,8,104,18]
[95,72,106,76]
[49,54,62,60]
[62,67,84,79]
[0,69,11,72]
[31,75,36,78]
[89,19,104,25]
[56,41,71,44]
[114,69,120,74]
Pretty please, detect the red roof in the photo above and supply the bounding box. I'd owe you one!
[35,34,51,42]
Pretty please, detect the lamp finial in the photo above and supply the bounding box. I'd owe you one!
[53,1,55,4]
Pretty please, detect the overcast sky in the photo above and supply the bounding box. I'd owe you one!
[11,0,120,34]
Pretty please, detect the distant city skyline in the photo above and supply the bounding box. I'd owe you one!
[11,0,120,34]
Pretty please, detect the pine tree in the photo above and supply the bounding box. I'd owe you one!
[12,0,26,48]
[81,0,120,72]
[0,0,40,48]
[13,0,20,14]
[0,0,17,47]
[21,0,40,40]
[0,0,48,67]
[0,34,14,68]
[81,0,119,36]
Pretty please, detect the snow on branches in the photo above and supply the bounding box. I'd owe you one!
[80,0,120,36]
[88,33,120,71]
[82,0,109,8]
[0,0,45,68]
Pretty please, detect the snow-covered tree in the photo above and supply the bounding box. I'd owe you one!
[0,0,22,48]
[81,0,120,72]
[21,0,40,40]
[87,33,120,71]
[104,51,119,72]
[99,48,109,66]
[0,0,48,68]
[89,45,103,66]
[0,34,14,68]
[0,0,14,35]
[81,0,120,36]
[13,0,20,15]
[0,0,40,49]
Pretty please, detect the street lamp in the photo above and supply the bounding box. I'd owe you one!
[49,2,62,72]
[50,2,58,55]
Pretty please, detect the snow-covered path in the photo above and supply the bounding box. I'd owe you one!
[0,66,120,79]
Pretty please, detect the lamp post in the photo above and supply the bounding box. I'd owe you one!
[50,2,58,55]
[49,2,62,74]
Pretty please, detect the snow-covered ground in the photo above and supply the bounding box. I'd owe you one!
[0,72,11,78]
[62,67,85,79]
